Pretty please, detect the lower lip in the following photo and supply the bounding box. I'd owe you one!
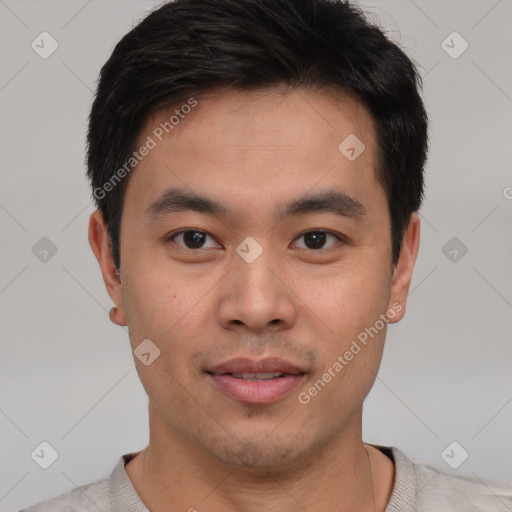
[208,373,305,404]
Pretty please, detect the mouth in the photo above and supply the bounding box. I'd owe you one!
[205,357,307,404]
[225,371,291,381]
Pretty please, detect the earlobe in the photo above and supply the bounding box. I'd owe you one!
[88,210,127,326]
[387,213,420,324]
[109,305,126,326]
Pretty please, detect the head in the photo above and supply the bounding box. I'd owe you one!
[88,0,427,471]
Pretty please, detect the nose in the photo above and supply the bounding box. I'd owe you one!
[216,249,297,333]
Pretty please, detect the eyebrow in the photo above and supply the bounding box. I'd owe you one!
[145,187,366,222]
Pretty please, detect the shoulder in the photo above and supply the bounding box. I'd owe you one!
[19,477,109,512]
[392,446,512,511]
[414,461,512,511]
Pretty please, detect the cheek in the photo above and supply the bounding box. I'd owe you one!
[309,270,390,402]
[121,267,177,349]
[122,266,211,364]
[301,257,391,390]
[307,257,391,326]
[122,275,201,404]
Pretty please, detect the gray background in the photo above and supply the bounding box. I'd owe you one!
[0,0,511,510]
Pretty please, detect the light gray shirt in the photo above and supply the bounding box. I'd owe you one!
[20,445,512,511]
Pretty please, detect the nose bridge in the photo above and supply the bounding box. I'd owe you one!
[233,237,281,302]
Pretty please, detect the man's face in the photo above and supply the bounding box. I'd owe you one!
[103,87,413,468]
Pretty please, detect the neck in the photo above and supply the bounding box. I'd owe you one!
[125,403,394,512]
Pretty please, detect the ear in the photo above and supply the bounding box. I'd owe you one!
[88,210,127,326]
[387,212,420,323]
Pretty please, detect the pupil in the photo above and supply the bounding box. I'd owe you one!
[304,232,326,249]
[184,231,205,249]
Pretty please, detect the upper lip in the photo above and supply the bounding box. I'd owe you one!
[206,357,305,375]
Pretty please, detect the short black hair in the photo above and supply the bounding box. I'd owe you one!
[87,0,428,270]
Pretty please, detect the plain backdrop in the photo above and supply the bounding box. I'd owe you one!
[0,0,511,510]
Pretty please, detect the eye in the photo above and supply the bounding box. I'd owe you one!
[167,229,344,251]
[168,229,220,250]
[293,230,342,250]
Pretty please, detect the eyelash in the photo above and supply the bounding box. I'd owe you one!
[166,229,345,251]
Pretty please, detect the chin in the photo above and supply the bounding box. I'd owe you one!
[213,441,298,469]
[200,428,314,472]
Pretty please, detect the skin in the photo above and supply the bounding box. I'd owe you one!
[89,85,420,512]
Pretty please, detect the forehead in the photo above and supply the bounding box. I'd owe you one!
[125,86,383,223]
[142,85,375,154]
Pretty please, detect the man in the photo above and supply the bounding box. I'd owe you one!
[22,0,512,511]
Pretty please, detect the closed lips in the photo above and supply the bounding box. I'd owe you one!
[229,372,287,380]
[205,357,306,377]
[205,357,308,404]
